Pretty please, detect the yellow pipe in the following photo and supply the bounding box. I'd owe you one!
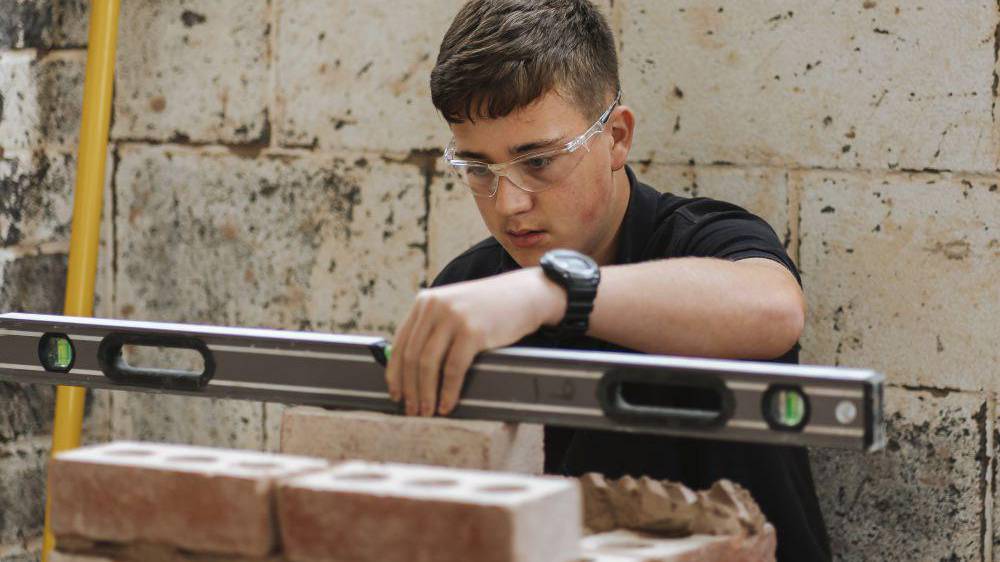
[43,1,121,560]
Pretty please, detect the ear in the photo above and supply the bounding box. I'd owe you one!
[608,105,635,172]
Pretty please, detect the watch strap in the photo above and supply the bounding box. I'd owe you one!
[539,274,599,343]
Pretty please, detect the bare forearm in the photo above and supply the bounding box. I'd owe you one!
[568,257,805,359]
[387,256,804,416]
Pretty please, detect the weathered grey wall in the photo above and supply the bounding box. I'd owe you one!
[0,0,109,561]
[0,1,998,561]
[0,1,109,560]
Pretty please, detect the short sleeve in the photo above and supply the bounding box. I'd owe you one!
[673,199,802,286]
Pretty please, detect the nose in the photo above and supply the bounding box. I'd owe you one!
[493,176,533,217]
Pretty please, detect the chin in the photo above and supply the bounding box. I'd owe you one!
[505,246,546,268]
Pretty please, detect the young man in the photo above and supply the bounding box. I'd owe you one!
[383,1,830,560]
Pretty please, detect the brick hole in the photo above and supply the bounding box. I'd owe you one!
[403,478,459,488]
[476,484,528,494]
[333,472,389,482]
[598,540,655,551]
[233,461,281,471]
[103,448,155,457]
[164,455,218,464]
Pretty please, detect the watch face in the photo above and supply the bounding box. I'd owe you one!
[562,256,593,273]
[549,249,598,277]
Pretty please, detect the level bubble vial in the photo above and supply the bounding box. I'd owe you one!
[39,333,75,372]
[763,385,809,430]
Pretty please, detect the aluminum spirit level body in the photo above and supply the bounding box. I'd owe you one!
[0,313,885,451]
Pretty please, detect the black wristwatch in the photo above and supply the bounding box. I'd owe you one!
[538,249,601,342]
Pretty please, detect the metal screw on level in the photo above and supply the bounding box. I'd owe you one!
[835,400,857,425]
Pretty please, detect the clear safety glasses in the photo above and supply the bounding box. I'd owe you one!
[443,90,622,198]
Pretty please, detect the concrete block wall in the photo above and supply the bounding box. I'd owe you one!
[0,2,110,560]
[0,1,997,560]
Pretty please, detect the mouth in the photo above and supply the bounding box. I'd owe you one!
[506,228,547,249]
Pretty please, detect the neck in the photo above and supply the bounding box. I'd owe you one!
[591,167,632,266]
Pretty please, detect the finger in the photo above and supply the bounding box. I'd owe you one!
[385,301,419,402]
[417,320,456,417]
[402,298,437,416]
[437,334,480,415]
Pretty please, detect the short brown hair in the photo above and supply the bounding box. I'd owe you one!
[430,0,620,124]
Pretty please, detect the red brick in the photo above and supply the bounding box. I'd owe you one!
[49,441,328,557]
[577,528,777,562]
[277,461,582,562]
[280,407,543,473]
[51,537,287,562]
[51,541,285,562]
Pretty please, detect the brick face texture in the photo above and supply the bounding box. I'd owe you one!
[277,461,582,562]
[112,0,270,143]
[0,28,93,560]
[811,388,985,560]
[49,441,329,557]
[0,0,88,49]
[579,529,776,562]
[280,407,544,473]
[0,438,49,547]
[621,1,1000,173]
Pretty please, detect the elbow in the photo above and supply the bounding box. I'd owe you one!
[769,290,806,358]
[746,288,805,360]
[783,297,806,350]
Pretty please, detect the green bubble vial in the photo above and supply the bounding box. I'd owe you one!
[40,334,74,371]
[771,388,806,427]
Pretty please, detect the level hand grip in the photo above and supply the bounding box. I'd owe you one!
[597,367,734,428]
[97,332,215,391]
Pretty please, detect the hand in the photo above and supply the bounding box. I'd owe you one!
[385,267,566,417]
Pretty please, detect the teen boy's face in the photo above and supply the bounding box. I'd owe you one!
[449,91,632,267]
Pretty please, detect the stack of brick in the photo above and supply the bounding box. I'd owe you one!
[48,431,776,562]
[47,441,582,562]
[278,408,776,561]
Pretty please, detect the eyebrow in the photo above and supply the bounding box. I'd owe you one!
[455,135,567,162]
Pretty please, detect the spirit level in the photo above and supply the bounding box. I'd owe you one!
[0,313,885,451]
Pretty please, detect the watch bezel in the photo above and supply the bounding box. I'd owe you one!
[541,249,599,283]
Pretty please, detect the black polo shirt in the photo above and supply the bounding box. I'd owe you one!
[431,166,831,562]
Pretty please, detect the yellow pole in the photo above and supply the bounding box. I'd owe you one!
[42,1,120,560]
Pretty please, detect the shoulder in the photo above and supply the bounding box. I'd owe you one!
[631,176,778,240]
[652,188,761,226]
[632,177,800,283]
[430,237,504,287]
[627,177,775,244]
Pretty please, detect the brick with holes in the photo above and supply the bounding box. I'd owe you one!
[280,407,544,473]
[277,461,582,562]
[48,441,329,556]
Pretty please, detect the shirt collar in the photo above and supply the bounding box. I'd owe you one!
[613,165,658,265]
